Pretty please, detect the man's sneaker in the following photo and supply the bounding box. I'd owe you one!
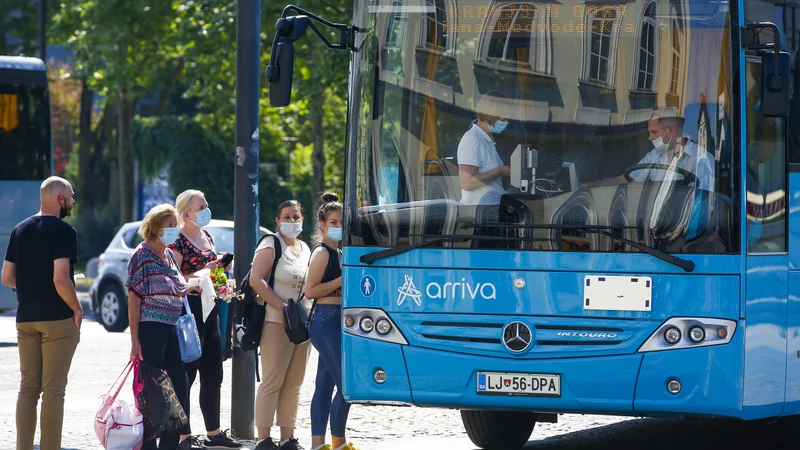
[203,429,243,449]
[178,438,194,450]
[279,437,305,450]
[255,438,279,450]
[339,443,360,450]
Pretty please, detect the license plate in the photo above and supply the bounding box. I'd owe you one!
[477,372,561,397]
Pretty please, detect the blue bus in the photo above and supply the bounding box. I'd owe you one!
[0,56,52,312]
[267,0,800,447]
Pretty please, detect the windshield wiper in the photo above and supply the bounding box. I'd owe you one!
[360,235,554,264]
[584,229,695,272]
[360,237,468,264]
[361,225,694,272]
[472,224,694,272]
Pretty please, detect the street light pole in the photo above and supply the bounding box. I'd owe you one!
[231,0,261,440]
[39,0,46,61]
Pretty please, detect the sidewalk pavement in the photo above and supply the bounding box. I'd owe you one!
[0,311,629,450]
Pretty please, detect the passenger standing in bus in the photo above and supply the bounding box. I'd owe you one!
[457,94,511,206]
[305,193,357,450]
[2,177,82,450]
[250,200,312,450]
[169,190,241,449]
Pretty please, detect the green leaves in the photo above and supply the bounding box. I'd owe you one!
[52,1,186,94]
[49,0,353,234]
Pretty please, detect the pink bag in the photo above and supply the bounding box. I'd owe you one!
[95,361,144,450]
[133,359,144,398]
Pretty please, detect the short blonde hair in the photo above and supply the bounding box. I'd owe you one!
[139,204,178,241]
[175,189,206,226]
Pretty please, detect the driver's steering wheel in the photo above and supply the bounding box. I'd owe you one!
[623,163,697,187]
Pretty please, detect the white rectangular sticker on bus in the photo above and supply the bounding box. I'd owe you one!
[583,276,652,312]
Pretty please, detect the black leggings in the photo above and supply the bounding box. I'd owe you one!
[138,322,189,450]
[180,295,224,435]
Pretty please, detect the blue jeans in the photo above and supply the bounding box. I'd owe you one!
[309,304,351,437]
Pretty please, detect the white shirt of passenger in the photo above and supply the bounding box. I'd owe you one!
[457,124,505,205]
[254,233,311,324]
[631,136,715,192]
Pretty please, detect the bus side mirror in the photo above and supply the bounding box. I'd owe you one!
[265,9,357,107]
[266,16,310,108]
[760,51,791,117]
[267,42,295,107]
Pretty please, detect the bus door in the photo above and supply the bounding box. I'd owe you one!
[743,1,792,418]
[786,6,800,416]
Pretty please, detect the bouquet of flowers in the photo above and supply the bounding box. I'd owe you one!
[209,267,244,303]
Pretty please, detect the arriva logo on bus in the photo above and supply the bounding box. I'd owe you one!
[425,278,497,300]
[397,276,498,305]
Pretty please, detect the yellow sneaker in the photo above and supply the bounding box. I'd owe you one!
[341,443,360,450]
[315,446,333,450]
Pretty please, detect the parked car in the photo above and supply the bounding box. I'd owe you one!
[89,219,269,332]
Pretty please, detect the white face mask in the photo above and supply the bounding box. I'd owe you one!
[280,221,303,239]
[651,129,673,151]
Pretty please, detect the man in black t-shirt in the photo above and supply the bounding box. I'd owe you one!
[2,176,82,450]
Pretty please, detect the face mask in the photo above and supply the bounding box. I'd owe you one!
[280,222,303,239]
[488,120,508,134]
[160,227,180,246]
[193,208,212,228]
[651,130,673,151]
[327,227,343,242]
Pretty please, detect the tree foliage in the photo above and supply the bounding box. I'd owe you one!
[43,0,353,251]
[0,0,42,56]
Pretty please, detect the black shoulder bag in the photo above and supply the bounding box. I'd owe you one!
[282,244,320,345]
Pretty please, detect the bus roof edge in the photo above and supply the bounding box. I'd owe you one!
[0,56,46,71]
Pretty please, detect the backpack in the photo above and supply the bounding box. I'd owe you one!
[233,233,282,378]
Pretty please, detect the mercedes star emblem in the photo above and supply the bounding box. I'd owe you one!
[502,321,533,352]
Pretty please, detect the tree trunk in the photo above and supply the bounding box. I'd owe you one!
[311,92,326,202]
[154,60,185,116]
[78,78,95,214]
[106,99,119,223]
[117,84,134,224]
[93,97,115,212]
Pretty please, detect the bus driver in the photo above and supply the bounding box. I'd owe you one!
[591,108,715,191]
[457,94,511,206]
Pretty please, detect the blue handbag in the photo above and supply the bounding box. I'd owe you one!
[176,297,202,363]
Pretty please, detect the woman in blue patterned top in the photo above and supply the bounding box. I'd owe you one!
[127,203,201,450]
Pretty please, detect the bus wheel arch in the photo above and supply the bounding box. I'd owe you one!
[460,410,537,449]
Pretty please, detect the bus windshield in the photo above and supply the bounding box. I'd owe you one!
[346,0,739,255]
[0,78,51,180]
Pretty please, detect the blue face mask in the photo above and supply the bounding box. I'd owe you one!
[160,227,180,246]
[193,208,212,228]
[327,227,343,242]
[488,120,508,134]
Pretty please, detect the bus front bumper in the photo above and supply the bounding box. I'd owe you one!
[341,331,744,418]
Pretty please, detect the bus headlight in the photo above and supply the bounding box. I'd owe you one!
[688,326,705,343]
[664,326,681,344]
[360,317,375,333]
[639,318,736,352]
[343,308,408,345]
[375,319,393,335]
